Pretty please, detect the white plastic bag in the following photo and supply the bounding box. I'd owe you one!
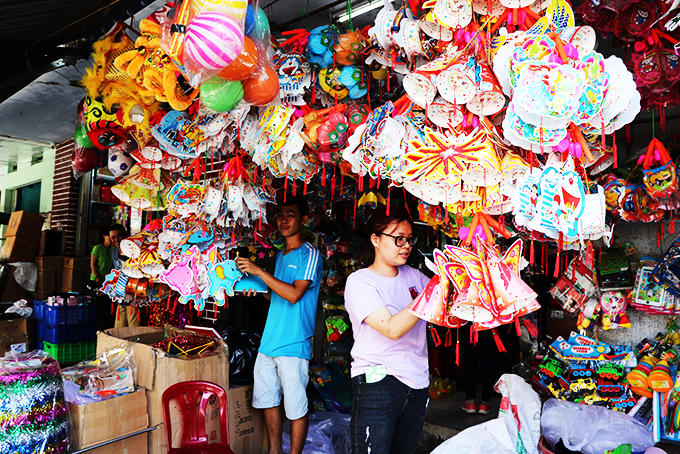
[4,300,32,318]
[432,418,517,454]
[432,374,541,454]
[9,262,37,292]
[495,373,542,454]
[541,399,655,454]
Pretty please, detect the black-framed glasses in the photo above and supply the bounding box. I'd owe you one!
[379,233,418,248]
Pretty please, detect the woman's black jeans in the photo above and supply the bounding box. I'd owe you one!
[350,374,429,454]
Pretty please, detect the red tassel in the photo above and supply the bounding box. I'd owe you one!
[173,297,178,314]
[386,183,391,216]
[322,165,327,187]
[455,328,460,366]
[166,297,171,311]
[292,179,297,196]
[284,174,288,203]
[658,222,663,248]
[403,187,413,221]
[670,212,676,235]
[198,309,203,317]
[353,182,357,229]
[471,324,479,344]
[492,329,506,353]
[554,252,560,278]
[225,295,229,308]
[515,317,521,337]
[430,325,441,346]
[612,131,617,169]
[116,305,121,320]
[304,173,308,195]
[523,319,538,337]
[445,330,452,347]
[529,238,535,265]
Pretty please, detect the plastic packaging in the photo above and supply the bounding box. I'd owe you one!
[212,321,261,384]
[61,344,136,403]
[541,398,655,454]
[3,300,33,318]
[10,263,37,292]
[282,411,350,454]
[0,350,71,454]
[432,374,541,454]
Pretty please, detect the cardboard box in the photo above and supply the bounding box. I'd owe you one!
[1,235,39,262]
[4,211,45,239]
[82,432,148,454]
[228,385,266,454]
[69,389,148,449]
[35,257,63,293]
[97,326,229,454]
[202,384,266,454]
[0,318,28,356]
[38,230,66,257]
[546,308,578,341]
[62,257,91,292]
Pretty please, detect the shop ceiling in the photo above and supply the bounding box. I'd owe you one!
[0,0,675,167]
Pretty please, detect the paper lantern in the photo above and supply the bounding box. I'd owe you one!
[184,11,244,70]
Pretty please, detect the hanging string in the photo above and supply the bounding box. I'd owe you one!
[345,0,354,31]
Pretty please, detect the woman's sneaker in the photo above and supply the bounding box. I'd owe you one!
[478,401,493,415]
[461,399,478,414]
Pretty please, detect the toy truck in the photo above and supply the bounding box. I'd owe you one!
[597,363,624,380]
[596,380,626,398]
[540,357,567,378]
[570,378,597,393]
[570,363,595,379]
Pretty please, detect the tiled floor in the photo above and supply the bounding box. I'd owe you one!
[425,390,500,431]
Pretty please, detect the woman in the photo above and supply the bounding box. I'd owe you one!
[344,206,431,454]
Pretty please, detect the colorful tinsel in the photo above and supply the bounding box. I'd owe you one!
[0,352,70,454]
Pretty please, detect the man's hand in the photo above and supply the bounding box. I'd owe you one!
[235,256,263,276]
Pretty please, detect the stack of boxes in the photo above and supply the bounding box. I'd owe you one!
[34,296,96,362]
[0,211,44,262]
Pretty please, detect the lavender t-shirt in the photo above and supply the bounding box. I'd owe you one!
[344,265,430,390]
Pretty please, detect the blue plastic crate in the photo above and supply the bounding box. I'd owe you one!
[43,304,96,325]
[33,300,46,321]
[38,321,97,344]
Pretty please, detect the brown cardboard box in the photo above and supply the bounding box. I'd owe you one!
[1,235,39,262]
[203,384,266,454]
[69,389,148,449]
[228,385,266,454]
[82,432,148,454]
[38,230,66,257]
[4,211,44,239]
[62,257,91,292]
[97,327,229,454]
[35,257,63,293]
[0,318,28,356]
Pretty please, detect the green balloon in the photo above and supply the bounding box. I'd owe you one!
[200,77,244,112]
[74,124,94,149]
[253,8,270,42]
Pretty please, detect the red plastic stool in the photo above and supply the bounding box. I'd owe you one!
[161,381,234,454]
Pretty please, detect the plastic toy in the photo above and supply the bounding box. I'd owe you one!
[540,358,567,378]
[569,378,596,393]
[597,363,624,380]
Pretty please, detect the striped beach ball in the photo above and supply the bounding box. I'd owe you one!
[190,0,248,21]
[185,11,244,70]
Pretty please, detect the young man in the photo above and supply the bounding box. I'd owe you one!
[235,195,322,454]
[90,233,112,283]
[109,224,139,328]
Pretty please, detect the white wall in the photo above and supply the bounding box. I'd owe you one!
[0,145,55,238]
